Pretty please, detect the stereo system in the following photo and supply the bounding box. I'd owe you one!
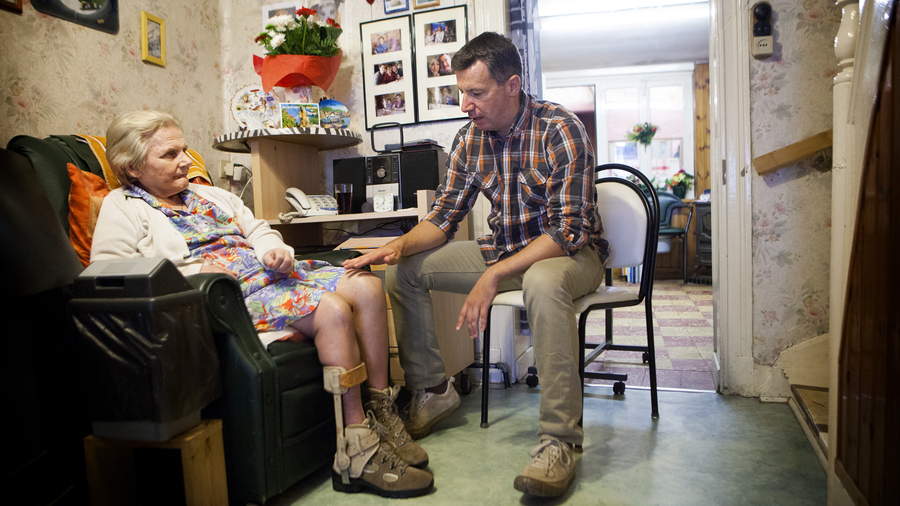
[332,148,447,213]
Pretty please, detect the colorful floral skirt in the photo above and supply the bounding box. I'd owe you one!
[128,185,344,333]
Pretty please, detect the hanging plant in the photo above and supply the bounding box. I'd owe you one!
[626,122,659,148]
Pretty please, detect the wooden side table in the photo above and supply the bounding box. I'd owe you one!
[84,419,228,506]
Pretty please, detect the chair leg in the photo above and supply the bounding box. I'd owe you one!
[480,307,492,428]
[645,300,660,419]
[682,233,688,284]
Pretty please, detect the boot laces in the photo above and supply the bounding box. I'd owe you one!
[530,439,564,475]
[373,387,409,444]
[368,415,409,475]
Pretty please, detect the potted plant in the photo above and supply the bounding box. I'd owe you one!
[664,169,694,199]
[626,122,658,150]
[253,7,343,94]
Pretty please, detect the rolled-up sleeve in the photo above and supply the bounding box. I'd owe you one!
[544,118,595,255]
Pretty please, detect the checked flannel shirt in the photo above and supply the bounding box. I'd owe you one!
[424,91,610,265]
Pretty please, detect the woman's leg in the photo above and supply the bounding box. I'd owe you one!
[334,269,389,391]
[290,291,366,425]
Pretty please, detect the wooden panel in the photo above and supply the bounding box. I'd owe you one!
[752,130,833,176]
[249,138,321,221]
[693,63,711,197]
[835,13,900,505]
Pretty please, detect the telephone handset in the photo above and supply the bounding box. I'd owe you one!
[279,187,338,223]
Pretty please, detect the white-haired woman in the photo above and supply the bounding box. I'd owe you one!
[91,110,433,498]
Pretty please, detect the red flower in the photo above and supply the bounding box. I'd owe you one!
[327,17,341,29]
[254,33,266,43]
[636,126,642,132]
[297,7,317,17]
[651,127,657,132]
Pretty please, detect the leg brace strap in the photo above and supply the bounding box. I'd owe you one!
[323,363,368,394]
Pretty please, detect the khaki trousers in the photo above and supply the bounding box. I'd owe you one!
[386,240,603,445]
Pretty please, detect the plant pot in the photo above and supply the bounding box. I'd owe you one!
[672,186,687,199]
[253,52,342,93]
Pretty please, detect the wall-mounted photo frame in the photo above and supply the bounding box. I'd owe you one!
[413,0,440,9]
[413,5,467,123]
[141,11,165,67]
[360,15,415,129]
[0,0,23,14]
[384,0,409,15]
[31,0,119,33]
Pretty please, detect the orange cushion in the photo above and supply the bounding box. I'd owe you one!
[67,163,110,266]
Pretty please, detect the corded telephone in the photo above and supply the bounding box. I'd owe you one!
[278,187,338,223]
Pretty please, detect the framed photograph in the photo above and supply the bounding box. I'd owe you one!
[262,1,300,30]
[0,0,23,14]
[281,103,321,128]
[141,11,165,67]
[384,0,409,15]
[360,15,415,129]
[413,5,467,123]
[413,0,439,9]
[30,0,119,33]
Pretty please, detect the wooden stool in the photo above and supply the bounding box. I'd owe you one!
[84,419,228,506]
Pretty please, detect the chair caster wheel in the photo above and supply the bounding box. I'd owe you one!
[613,381,626,395]
[642,352,649,364]
[459,373,472,395]
[525,375,539,388]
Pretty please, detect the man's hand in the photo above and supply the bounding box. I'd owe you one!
[457,268,500,339]
[263,248,294,273]
[342,243,402,269]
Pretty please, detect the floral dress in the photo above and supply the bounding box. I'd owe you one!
[126,186,344,333]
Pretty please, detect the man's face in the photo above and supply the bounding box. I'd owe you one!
[456,60,519,134]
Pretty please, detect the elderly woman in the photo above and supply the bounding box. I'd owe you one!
[91,110,432,499]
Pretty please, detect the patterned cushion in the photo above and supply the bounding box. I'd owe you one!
[66,163,110,266]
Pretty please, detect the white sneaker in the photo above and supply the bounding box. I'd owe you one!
[513,437,576,497]
[404,379,461,439]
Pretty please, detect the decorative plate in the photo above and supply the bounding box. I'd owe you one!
[318,99,351,129]
[231,84,281,129]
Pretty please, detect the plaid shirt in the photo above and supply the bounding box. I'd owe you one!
[425,92,609,265]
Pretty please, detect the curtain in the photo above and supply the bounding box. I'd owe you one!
[509,0,542,98]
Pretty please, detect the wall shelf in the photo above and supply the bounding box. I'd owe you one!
[752,129,833,176]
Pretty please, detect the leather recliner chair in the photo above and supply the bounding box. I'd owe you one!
[3,135,352,505]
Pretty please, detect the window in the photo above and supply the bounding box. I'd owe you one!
[545,68,695,196]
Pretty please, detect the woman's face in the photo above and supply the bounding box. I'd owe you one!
[429,59,439,75]
[130,126,191,200]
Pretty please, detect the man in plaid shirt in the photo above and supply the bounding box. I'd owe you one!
[345,31,608,497]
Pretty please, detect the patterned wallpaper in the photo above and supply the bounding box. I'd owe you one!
[0,1,231,179]
[748,0,839,366]
[0,0,471,195]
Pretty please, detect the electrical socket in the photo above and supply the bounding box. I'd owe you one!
[233,164,243,182]
[220,160,233,178]
[751,36,773,59]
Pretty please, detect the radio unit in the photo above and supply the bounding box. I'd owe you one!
[332,148,446,213]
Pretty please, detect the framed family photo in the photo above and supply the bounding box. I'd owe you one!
[384,0,409,15]
[413,0,439,9]
[0,0,23,14]
[141,11,165,67]
[413,5,467,123]
[359,15,415,129]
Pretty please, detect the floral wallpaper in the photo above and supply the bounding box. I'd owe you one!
[748,0,839,366]
[0,1,230,182]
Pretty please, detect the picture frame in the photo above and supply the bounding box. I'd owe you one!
[413,0,440,9]
[281,103,321,128]
[0,0,23,14]
[262,1,300,30]
[141,11,165,67]
[413,5,467,123]
[384,0,409,15]
[359,15,415,129]
[30,0,119,33]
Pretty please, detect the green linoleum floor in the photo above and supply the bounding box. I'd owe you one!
[266,383,826,505]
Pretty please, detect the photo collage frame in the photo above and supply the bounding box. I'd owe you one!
[360,5,467,129]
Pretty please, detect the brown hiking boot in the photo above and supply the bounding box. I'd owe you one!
[513,436,576,497]
[332,415,434,498]
[366,386,429,468]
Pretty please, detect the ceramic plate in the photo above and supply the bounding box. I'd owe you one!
[318,99,350,129]
[231,84,281,129]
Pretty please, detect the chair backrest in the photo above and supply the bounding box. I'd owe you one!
[656,191,684,228]
[595,164,661,298]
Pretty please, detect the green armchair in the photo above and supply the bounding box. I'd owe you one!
[3,134,354,505]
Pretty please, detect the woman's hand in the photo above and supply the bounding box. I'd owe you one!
[264,248,295,273]
[200,264,238,278]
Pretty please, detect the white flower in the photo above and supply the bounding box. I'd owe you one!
[270,33,286,47]
[267,14,294,30]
